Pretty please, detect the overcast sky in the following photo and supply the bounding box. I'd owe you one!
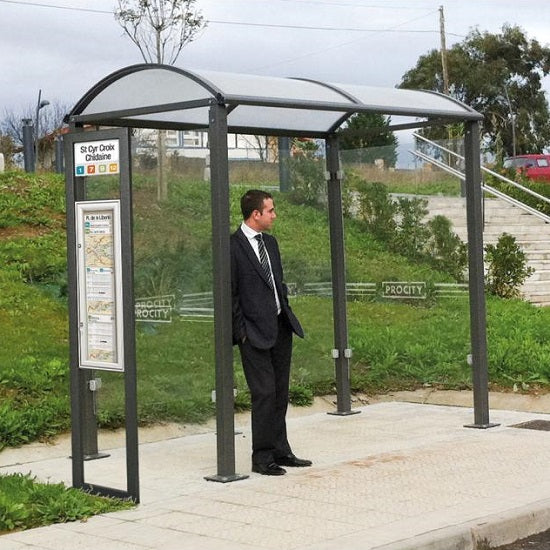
[1,0,550,117]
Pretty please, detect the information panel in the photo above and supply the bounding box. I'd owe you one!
[75,201,124,371]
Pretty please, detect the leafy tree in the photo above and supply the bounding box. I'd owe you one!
[400,25,550,156]
[115,0,207,200]
[338,112,398,167]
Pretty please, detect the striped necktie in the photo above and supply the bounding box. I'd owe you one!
[255,234,274,290]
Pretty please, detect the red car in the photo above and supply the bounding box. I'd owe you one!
[503,154,550,182]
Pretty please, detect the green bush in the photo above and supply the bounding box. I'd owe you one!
[287,139,326,207]
[358,181,397,242]
[355,181,467,281]
[289,384,314,406]
[485,233,534,298]
[393,196,430,259]
[426,216,468,281]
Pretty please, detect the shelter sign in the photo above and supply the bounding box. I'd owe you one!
[74,139,120,176]
[75,200,124,371]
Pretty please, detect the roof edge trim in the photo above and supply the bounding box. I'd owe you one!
[69,98,214,125]
[419,89,483,121]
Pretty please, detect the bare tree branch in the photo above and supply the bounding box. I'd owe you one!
[115,0,206,65]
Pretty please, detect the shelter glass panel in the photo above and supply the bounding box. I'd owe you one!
[338,131,472,399]
[333,83,474,117]
[130,136,216,450]
[227,157,335,408]
[228,106,347,134]
[131,107,210,128]
[80,68,213,115]
[73,169,130,492]
[196,70,355,104]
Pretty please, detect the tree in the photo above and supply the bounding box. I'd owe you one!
[338,112,398,167]
[1,101,68,147]
[400,25,550,157]
[0,132,17,169]
[115,0,206,64]
[115,0,206,200]
[1,100,70,169]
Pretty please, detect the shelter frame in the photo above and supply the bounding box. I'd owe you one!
[64,127,140,500]
[66,64,495,485]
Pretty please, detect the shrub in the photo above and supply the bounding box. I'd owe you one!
[393,196,430,259]
[358,182,397,242]
[288,139,326,207]
[485,233,534,298]
[426,215,468,281]
[355,181,466,281]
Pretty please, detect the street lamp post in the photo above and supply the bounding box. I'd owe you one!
[35,89,50,169]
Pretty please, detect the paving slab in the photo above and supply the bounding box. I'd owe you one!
[3,401,550,550]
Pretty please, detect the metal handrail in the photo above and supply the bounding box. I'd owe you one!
[411,148,550,224]
[413,132,550,211]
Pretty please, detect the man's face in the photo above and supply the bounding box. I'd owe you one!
[254,198,276,232]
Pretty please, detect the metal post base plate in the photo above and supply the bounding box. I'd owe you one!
[464,422,500,429]
[327,409,361,417]
[83,452,110,461]
[204,473,249,483]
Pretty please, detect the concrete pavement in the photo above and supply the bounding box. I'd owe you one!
[3,396,550,549]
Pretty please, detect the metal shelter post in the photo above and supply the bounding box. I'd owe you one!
[463,121,498,429]
[325,135,359,416]
[278,137,291,192]
[64,127,140,501]
[22,119,35,173]
[119,136,140,499]
[205,102,248,483]
[64,131,85,488]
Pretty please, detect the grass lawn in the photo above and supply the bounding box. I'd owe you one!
[2,171,550,441]
[0,473,133,534]
[3,169,550,534]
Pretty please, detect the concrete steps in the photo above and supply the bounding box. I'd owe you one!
[425,196,550,306]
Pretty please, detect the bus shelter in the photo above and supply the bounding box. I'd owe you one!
[65,63,491,492]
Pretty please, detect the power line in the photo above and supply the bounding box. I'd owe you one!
[208,19,460,35]
[0,0,111,13]
[253,0,435,9]
[249,9,443,72]
[0,0,464,37]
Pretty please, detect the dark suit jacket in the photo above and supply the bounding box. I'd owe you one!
[231,227,304,349]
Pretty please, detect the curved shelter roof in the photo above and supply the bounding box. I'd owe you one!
[67,64,482,137]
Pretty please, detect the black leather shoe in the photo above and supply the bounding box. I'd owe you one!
[275,453,312,467]
[252,462,287,476]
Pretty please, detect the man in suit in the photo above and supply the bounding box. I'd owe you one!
[231,189,312,476]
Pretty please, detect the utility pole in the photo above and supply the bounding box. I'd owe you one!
[439,5,450,95]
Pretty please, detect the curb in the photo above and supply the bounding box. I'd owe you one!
[373,499,550,550]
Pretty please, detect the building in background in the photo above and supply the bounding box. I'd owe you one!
[135,129,270,161]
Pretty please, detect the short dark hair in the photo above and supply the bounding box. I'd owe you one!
[240,189,273,220]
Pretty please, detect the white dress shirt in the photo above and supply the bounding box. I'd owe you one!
[241,222,281,314]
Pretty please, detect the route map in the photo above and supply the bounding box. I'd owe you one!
[79,207,120,368]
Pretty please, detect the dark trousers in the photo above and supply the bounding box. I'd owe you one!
[238,315,293,465]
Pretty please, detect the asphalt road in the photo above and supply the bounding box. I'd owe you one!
[495,528,550,549]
